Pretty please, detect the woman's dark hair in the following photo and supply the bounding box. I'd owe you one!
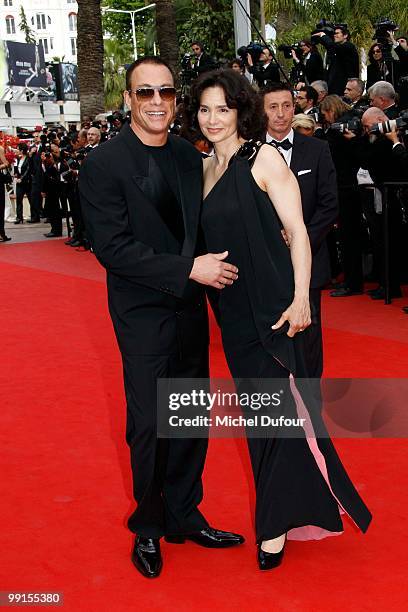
[185,69,266,141]
[18,143,28,154]
[299,38,318,54]
[368,42,383,64]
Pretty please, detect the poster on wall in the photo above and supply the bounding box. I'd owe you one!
[59,63,79,101]
[4,41,46,88]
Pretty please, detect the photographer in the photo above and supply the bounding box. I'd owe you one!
[368,81,399,118]
[366,43,400,90]
[345,107,407,299]
[295,85,319,115]
[320,95,363,296]
[314,26,359,96]
[343,78,366,108]
[386,125,408,168]
[13,143,31,225]
[291,39,324,85]
[42,144,62,238]
[247,46,279,88]
[311,79,328,103]
[190,41,216,75]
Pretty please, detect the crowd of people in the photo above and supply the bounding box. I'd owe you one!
[1,32,407,312]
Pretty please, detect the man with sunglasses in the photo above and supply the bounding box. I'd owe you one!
[79,57,243,579]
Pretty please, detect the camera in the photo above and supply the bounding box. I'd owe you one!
[237,42,265,66]
[181,53,192,70]
[370,110,408,135]
[278,42,302,60]
[373,17,399,45]
[330,116,362,134]
[311,19,336,41]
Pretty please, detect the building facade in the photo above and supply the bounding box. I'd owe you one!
[0,0,78,63]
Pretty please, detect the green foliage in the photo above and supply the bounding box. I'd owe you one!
[177,0,234,59]
[103,38,133,109]
[18,6,36,44]
[102,0,155,52]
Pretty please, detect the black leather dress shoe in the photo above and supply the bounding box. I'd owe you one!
[69,239,83,247]
[131,536,162,578]
[44,232,62,238]
[165,527,245,548]
[402,306,408,314]
[257,536,286,570]
[330,288,363,297]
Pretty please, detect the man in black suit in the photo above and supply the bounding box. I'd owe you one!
[190,41,216,75]
[343,78,366,108]
[79,57,243,579]
[247,47,280,88]
[315,26,360,95]
[368,81,399,118]
[345,107,406,299]
[262,82,338,378]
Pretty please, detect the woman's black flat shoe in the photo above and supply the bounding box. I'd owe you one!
[0,235,11,242]
[257,536,286,570]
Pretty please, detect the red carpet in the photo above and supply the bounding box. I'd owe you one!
[0,240,407,611]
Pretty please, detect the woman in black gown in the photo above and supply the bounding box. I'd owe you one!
[187,70,372,570]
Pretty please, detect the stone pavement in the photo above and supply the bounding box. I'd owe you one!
[3,196,70,244]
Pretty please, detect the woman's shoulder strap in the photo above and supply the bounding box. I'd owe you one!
[231,140,265,168]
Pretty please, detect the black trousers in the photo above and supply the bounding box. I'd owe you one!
[123,348,209,538]
[16,182,31,221]
[45,191,62,235]
[30,184,43,220]
[338,186,364,291]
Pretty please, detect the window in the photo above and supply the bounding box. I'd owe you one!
[5,15,15,35]
[67,0,76,3]
[33,13,51,30]
[4,0,13,7]
[68,13,77,32]
[39,39,48,54]
[70,37,77,56]
[36,14,45,29]
[50,38,54,50]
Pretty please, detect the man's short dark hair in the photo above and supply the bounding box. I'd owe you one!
[335,25,350,39]
[299,85,318,106]
[191,41,204,52]
[125,56,175,91]
[186,69,266,141]
[261,82,294,100]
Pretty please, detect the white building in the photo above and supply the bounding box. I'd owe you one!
[0,0,78,63]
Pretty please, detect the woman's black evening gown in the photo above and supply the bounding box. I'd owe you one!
[201,143,372,543]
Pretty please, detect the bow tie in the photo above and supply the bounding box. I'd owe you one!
[271,138,292,151]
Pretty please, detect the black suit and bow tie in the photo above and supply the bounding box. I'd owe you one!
[290,132,338,378]
[79,123,210,538]
[270,131,338,377]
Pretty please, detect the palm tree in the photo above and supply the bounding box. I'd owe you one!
[77,0,105,119]
[155,0,179,81]
[104,38,133,110]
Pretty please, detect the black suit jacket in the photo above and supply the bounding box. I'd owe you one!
[319,36,360,95]
[195,52,216,74]
[294,51,324,84]
[289,132,338,288]
[249,61,280,88]
[79,123,208,356]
